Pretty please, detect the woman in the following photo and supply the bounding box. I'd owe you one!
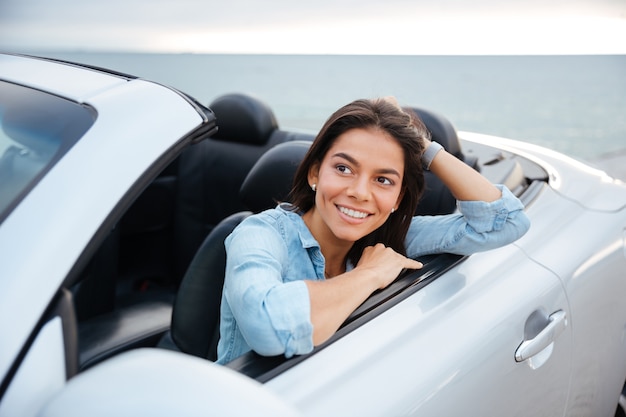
[216,98,530,364]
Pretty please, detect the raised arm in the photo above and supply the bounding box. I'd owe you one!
[404,141,531,258]
[425,140,502,203]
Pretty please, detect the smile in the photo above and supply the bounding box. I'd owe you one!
[338,205,369,219]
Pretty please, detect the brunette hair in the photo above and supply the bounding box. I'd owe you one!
[289,98,430,266]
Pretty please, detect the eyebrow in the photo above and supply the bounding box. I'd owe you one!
[331,152,402,178]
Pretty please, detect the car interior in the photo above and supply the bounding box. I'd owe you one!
[69,93,546,376]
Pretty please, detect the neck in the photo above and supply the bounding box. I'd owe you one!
[322,253,348,278]
[302,208,352,277]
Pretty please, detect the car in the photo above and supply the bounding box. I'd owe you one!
[1,53,625,417]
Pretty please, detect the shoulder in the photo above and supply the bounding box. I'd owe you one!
[226,205,301,246]
[229,207,283,237]
[225,205,310,269]
[239,204,298,230]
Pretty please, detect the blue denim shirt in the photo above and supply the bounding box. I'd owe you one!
[216,185,530,364]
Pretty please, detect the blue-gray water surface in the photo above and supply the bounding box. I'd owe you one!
[37,52,626,162]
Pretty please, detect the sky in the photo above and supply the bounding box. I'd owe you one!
[1,0,625,54]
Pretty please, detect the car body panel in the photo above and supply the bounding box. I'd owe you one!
[0,55,207,392]
[0,317,66,417]
[0,54,129,101]
[516,186,626,416]
[462,132,626,211]
[38,349,303,417]
[463,133,626,416]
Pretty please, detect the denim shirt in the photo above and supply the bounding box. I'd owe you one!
[216,185,530,364]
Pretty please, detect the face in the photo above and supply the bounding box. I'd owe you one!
[306,127,405,246]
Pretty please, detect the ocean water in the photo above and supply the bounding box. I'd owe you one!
[38,52,626,161]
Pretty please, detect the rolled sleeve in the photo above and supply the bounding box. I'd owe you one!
[457,185,527,233]
[222,215,314,360]
[259,281,313,357]
[406,185,530,257]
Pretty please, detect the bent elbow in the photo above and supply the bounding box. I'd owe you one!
[243,322,314,359]
[511,210,531,241]
[249,337,285,356]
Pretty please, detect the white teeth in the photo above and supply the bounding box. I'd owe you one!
[339,206,368,219]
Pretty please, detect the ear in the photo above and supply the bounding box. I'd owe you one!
[307,161,320,189]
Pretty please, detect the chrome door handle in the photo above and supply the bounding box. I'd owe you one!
[515,310,567,362]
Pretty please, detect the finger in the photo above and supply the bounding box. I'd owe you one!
[405,259,423,269]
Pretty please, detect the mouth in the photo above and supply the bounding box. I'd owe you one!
[337,205,370,220]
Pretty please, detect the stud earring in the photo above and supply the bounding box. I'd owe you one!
[391,207,396,214]
[311,184,317,192]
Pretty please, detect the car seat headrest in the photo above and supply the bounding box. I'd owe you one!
[239,141,311,212]
[209,93,278,145]
[405,107,466,215]
[405,106,463,160]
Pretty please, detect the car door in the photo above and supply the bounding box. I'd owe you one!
[266,244,572,417]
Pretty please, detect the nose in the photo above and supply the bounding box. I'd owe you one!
[346,176,371,201]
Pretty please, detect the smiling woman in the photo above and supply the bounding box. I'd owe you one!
[305,129,406,244]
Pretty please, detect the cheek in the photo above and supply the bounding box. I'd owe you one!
[317,170,342,197]
[378,190,402,211]
[316,184,340,207]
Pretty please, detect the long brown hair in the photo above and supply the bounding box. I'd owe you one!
[289,98,429,266]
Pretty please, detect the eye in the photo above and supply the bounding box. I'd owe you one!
[336,164,353,175]
[376,176,393,186]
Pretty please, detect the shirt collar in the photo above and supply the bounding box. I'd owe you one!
[277,204,320,250]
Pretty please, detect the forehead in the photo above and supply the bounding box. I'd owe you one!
[326,128,404,169]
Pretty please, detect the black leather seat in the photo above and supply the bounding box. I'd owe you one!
[160,141,311,360]
[171,93,286,281]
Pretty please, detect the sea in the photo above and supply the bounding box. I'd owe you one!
[33,52,626,166]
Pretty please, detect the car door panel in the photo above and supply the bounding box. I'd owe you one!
[267,245,572,417]
[515,186,626,416]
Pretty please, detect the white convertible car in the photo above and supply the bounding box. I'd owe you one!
[1,53,625,417]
